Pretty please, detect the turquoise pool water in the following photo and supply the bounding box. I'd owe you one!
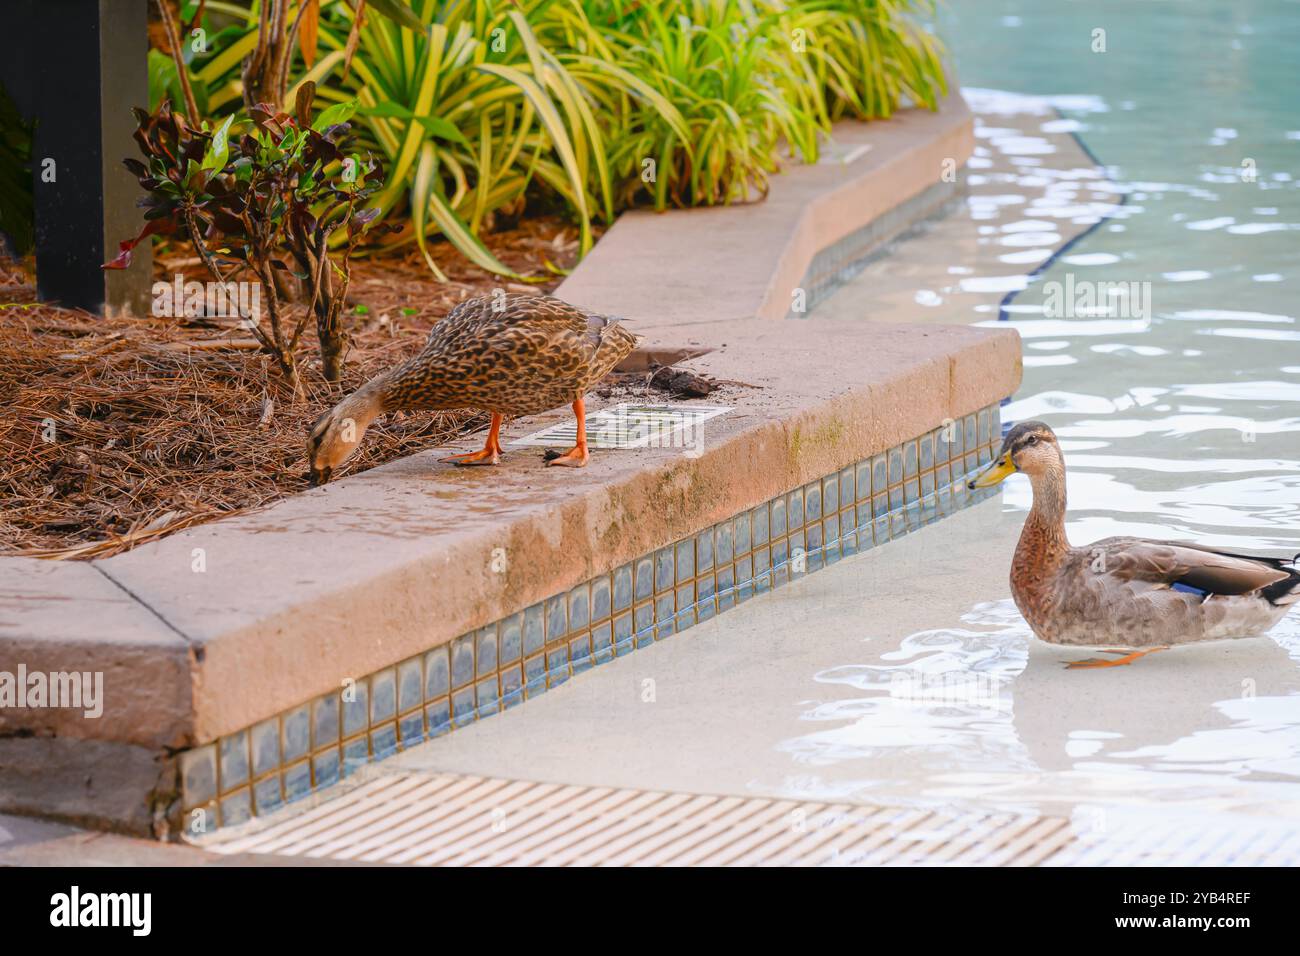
[950,0,1300,553]
[774,0,1300,829]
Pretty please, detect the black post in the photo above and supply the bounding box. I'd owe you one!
[2,0,151,316]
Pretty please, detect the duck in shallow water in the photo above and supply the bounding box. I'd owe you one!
[969,420,1300,668]
[306,293,639,483]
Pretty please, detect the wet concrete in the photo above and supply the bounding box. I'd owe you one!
[389,496,1300,829]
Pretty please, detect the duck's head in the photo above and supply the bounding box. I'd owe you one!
[968,420,1061,489]
[306,390,381,486]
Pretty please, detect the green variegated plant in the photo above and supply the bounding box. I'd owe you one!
[153,0,947,278]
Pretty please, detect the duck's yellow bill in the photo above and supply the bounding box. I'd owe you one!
[969,453,1015,489]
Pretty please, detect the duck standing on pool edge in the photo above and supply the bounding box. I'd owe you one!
[970,420,1300,668]
[307,293,639,484]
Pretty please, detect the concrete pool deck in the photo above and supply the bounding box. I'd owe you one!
[11,496,1297,865]
[378,499,1300,820]
[7,88,1298,866]
[1,91,1028,837]
[179,498,1297,866]
[0,810,363,867]
[180,91,1300,865]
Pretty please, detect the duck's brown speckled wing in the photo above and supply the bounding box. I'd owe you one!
[1082,537,1291,595]
[1031,535,1300,647]
[384,293,638,416]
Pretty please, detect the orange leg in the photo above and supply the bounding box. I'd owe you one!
[545,398,589,468]
[1065,646,1169,670]
[441,413,503,466]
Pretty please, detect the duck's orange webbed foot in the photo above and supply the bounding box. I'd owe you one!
[441,413,503,467]
[442,448,500,466]
[545,398,589,468]
[1065,646,1169,670]
[544,446,589,468]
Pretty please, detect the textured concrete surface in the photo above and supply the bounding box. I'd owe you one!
[386,498,1300,825]
[0,560,193,836]
[0,92,1018,834]
[0,738,178,837]
[558,94,975,328]
[98,320,1017,743]
[0,558,193,747]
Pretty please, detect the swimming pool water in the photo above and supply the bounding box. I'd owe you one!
[953,0,1300,552]
[777,0,1300,826]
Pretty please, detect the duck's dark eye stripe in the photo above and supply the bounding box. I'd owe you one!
[1011,435,1045,453]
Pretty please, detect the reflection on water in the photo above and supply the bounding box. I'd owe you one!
[961,3,1300,557]
[778,0,1300,821]
[777,602,1300,818]
[782,600,1028,770]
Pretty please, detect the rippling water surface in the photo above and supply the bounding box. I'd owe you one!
[773,0,1300,822]
[956,0,1300,551]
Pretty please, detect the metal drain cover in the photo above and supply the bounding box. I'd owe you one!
[195,771,1077,867]
[511,403,732,450]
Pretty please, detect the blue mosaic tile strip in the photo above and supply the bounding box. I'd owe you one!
[790,177,967,318]
[180,404,1001,834]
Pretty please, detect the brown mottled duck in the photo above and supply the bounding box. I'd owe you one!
[970,420,1300,668]
[307,293,639,483]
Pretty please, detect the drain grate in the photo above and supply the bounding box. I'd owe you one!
[196,772,1077,867]
[510,403,732,451]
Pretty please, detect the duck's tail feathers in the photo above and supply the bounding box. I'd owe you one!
[601,315,641,350]
[1262,557,1300,607]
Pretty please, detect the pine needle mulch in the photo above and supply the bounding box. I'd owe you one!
[0,218,588,559]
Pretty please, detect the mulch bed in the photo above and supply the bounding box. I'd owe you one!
[0,218,631,559]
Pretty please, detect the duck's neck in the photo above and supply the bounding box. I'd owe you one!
[337,378,390,431]
[370,354,457,412]
[1016,464,1071,572]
